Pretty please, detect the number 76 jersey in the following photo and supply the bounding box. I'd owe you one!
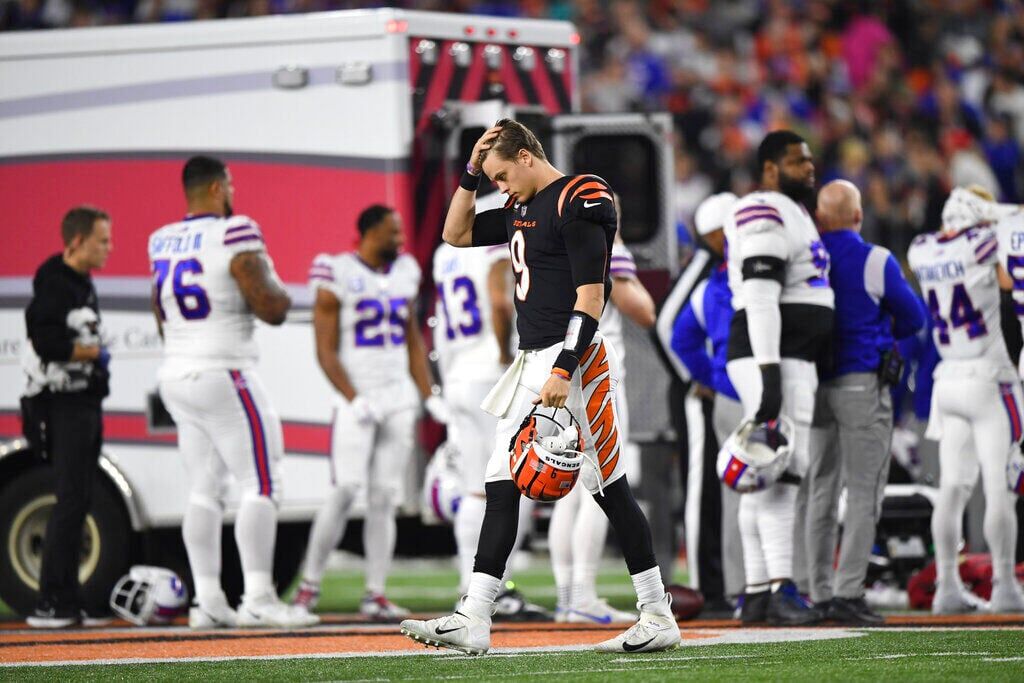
[308,251,421,392]
[908,227,1011,363]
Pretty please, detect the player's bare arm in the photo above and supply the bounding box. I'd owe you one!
[230,251,291,325]
[998,263,1013,291]
[487,259,515,365]
[405,314,435,400]
[312,288,358,401]
[610,276,656,328]
[442,126,501,247]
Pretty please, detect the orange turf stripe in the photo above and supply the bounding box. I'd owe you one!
[557,176,588,217]
[569,181,609,203]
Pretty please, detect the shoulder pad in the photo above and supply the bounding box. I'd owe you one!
[557,175,615,222]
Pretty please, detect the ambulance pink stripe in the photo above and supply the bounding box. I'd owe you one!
[230,370,272,496]
[1000,383,1022,444]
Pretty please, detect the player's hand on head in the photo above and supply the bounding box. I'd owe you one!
[469,126,503,174]
[534,373,570,409]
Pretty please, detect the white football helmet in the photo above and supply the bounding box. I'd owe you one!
[1008,449,1024,496]
[941,186,992,233]
[422,441,463,525]
[717,417,795,493]
[110,565,188,626]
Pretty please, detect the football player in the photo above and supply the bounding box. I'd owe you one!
[432,239,547,620]
[910,187,1024,613]
[548,224,656,625]
[400,119,681,654]
[723,130,834,625]
[293,205,450,619]
[150,156,317,629]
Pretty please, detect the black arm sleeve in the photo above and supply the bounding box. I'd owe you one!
[25,280,75,363]
[561,219,608,287]
[470,209,508,247]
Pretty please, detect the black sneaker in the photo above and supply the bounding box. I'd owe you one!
[766,580,822,626]
[826,596,884,625]
[80,608,113,627]
[492,587,551,622]
[27,601,79,629]
[739,590,770,624]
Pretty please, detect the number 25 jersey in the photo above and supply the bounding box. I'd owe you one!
[148,214,268,379]
[308,252,420,393]
[908,227,1010,363]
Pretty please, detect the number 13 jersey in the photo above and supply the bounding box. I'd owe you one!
[308,251,421,392]
[148,213,268,380]
[908,227,1010,363]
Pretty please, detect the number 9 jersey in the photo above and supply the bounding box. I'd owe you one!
[908,226,1011,364]
[148,214,270,380]
[308,251,421,393]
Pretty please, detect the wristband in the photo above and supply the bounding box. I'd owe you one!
[552,311,599,378]
[466,162,481,176]
[551,368,571,381]
[460,169,481,192]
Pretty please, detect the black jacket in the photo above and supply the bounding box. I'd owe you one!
[24,254,108,400]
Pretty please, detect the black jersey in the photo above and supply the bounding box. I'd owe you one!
[472,174,617,349]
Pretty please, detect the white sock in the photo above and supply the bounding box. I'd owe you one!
[631,566,666,613]
[464,572,501,618]
[235,495,277,598]
[454,494,486,593]
[572,493,608,607]
[738,492,768,587]
[364,490,397,595]
[548,488,580,610]
[182,498,222,603]
[757,483,798,580]
[302,486,354,583]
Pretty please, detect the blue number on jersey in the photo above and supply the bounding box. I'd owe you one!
[1007,255,1024,316]
[152,257,211,321]
[926,283,987,346]
[354,298,409,347]
[437,276,483,340]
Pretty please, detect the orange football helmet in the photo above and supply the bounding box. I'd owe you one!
[508,407,591,502]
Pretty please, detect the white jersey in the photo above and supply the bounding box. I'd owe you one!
[908,226,1010,363]
[724,191,833,311]
[601,241,639,363]
[993,207,1024,373]
[309,251,421,393]
[148,214,268,379]
[432,242,508,381]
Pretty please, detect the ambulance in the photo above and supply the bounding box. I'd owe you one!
[0,8,676,613]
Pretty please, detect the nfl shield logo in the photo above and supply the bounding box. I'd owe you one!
[520,205,527,217]
[349,276,365,293]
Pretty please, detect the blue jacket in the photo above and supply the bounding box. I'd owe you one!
[670,264,739,400]
[822,230,926,379]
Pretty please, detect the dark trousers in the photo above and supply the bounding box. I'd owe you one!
[38,395,102,608]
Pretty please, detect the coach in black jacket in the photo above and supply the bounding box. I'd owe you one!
[23,206,112,628]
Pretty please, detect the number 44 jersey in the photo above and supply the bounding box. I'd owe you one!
[148,214,271,380]
[909,226,1011,363]
[308,251,421,393]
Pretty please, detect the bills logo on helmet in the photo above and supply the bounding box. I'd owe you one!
[110,565,189,626]
[717,417,794,493]
[421,441,463,525]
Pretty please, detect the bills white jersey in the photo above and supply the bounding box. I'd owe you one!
[600,242,639,363]
[432,242,508,381]
[724,191,833,311]
[148,214,267,379]
[309,252,420,393]
[994,208,1024,372]
[908,227,1010,363]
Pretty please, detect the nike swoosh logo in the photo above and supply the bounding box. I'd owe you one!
[435,625,465,635]
[622,637,656,652]
[583,200,601,208]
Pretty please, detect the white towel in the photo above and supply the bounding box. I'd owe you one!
[481,351,526,418]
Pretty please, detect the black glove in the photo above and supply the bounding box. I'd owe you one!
[755,363,782,423]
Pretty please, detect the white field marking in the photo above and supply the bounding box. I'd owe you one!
[849,652,993,661]
[983,657,1024,662]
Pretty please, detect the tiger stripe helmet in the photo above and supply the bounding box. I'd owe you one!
[509,407,587,502]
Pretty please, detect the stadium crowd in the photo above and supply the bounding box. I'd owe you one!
[4,1,1024,259]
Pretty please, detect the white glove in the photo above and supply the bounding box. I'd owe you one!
[424,395,452,424]
[350,395,381,427]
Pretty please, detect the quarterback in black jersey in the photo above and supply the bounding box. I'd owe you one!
[400,120,680,655]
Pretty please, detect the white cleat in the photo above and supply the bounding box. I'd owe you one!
[594,593,681,654]
[567,598,638,625]
[237,590,320,628]
[989,580,1024,613]
[188,595,238,630]
[554,605,571,623]
[360,593,411,620]
[400,600,491,655]
[931,584,987,615]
